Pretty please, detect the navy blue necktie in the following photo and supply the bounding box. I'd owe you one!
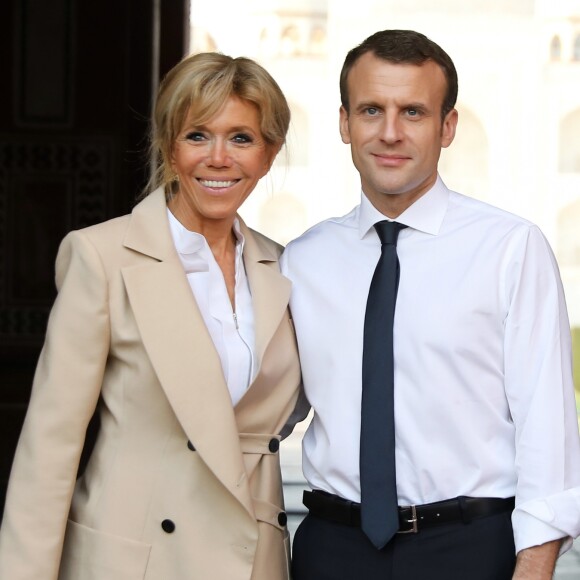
[360,220,406,549]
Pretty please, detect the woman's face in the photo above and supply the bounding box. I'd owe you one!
[170,96,276,229]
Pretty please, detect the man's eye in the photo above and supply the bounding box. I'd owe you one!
[406,108,420,117]
[365,107,379,116]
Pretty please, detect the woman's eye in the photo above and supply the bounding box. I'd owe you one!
[232,133,253,144]
[184,132,205,142]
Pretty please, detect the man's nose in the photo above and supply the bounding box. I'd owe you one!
[380,113,402,144]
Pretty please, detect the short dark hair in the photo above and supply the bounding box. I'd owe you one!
[339,29,458,120]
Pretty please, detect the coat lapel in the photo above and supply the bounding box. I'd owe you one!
[240,221,291,371]
[233,222,292,421]
[120,189,254,518]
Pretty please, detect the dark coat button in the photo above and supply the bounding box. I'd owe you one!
[161,519,175,533]
[268,438,280,453]
[277,512,287,527]
[187,440,195,451]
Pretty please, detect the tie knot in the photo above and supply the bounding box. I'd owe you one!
[374,220,406,246]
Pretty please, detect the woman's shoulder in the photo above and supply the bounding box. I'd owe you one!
[66,188,167,249]
[243,225,283,260]
[65,213,132,250]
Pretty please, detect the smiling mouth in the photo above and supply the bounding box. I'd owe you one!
[198,179,238,188]
[374,153,410,159]
[372,154,411,166]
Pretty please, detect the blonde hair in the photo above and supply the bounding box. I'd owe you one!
[145,52,291,195]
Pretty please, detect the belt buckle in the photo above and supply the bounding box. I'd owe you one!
[397,504,418,534]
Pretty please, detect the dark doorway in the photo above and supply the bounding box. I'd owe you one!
[0,0,189,514]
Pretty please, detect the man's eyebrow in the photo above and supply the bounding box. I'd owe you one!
[352,100,432,112]
[353,100,383,112]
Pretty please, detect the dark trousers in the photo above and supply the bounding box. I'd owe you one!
[291,511,516,580]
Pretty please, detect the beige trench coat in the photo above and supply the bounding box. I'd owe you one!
[0,188,303,580]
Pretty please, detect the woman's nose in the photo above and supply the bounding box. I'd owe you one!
[206,139,233,167]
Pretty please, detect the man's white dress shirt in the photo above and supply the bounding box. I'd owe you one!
[168,210,255,405]
[281,177,580,554]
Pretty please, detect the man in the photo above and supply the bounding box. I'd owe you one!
[281,30,580,579]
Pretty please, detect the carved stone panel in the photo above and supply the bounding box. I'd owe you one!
[0,136,115,343]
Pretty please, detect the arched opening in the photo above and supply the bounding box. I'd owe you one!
[438,106,489,199]
[558,200,580,268]
[574,34,580,61]
[559,108,580,173]
[281,25,301,57]
[550,35,561,61]
[285,102,309,167]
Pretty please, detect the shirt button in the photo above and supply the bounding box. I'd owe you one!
[161,519,176,533]
[277,512,287,527]
[187,440,195,451]
[268,438,280,453]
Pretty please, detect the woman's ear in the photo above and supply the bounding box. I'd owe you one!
[264,143,282,174]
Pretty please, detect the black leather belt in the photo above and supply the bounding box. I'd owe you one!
[303,490,515,534]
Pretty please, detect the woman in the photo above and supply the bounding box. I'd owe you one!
[0,53,304,580]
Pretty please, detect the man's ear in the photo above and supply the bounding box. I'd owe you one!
[441,108,458,149]
[339,105,351,144]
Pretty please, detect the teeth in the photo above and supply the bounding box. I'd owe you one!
[199,179,236,188]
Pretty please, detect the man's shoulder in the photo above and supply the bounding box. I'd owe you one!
[448,190,535,230]
[286,206,359,253]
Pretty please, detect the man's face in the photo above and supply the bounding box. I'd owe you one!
[339,52,458,217]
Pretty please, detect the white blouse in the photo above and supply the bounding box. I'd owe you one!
[167,209,255,406]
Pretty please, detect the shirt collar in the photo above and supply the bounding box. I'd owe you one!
[167,209,245,275]
[358,175,450,239]
[167,209,245,255]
